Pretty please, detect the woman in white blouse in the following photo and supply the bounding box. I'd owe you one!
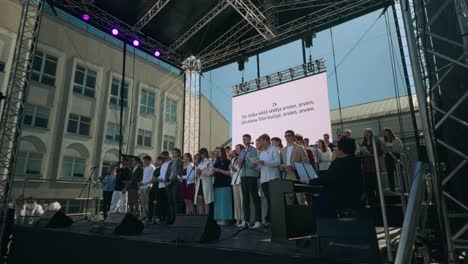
[194,148,214,214]
[383,128,404,191]
[230,144,244,227]
[179,153,195,214]
[316,139,333,176]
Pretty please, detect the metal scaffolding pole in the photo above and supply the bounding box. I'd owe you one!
[0,0,45,259]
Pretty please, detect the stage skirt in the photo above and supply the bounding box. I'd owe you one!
[214,187,233,220]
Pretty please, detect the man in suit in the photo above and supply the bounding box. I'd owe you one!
[165,148,183,224]
[128,156,144,217]
[280,130,309,205]
[280,130,309,180]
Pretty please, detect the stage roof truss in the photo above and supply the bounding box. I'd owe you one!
[133,0,171,30]
[50,0,391,71]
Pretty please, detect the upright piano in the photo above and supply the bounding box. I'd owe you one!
[269,179,322,242]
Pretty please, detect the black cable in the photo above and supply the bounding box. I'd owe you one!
[384,12,406,144]
[329,28,344,133]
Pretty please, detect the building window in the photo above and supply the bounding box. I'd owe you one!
[137,129,152,147]
[31,51,58,87]
[67,114,90,136]
[110,78,129,107]
[165,98,177,123]
[23,104,49,128]
[163,135,175,151]
[140,89,155,114]
[105,122,121,142]
[61,157,85,178]
[73,64,96,98]
[14,152,43,177]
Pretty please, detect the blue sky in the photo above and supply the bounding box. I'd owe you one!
[200,6,410,127]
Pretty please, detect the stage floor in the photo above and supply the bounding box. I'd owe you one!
[9,221,339,264]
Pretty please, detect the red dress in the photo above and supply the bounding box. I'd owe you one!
[180,168,195,201]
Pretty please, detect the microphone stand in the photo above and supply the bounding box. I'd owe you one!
[76,165,98,222]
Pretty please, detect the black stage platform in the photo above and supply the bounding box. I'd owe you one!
[10,222,347,264]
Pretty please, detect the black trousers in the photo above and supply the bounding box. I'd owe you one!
[147,186,158,220]
[261,182,271,223]
[102,191,113,217]
[241,177,261,222]
[166,181,181,224]
[385,153,400,191]
[156,187,168,219]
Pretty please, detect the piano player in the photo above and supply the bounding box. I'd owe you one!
[303,137,365,217]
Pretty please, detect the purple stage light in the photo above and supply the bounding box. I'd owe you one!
[111,28,119,36]
[132,40,140,47]
[154,51,161,57]
[82,14,90,21]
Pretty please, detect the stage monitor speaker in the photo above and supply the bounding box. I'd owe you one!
[91,213,143,236]
[317,210,380,263]
[36,211,73,228]
[173,214,220,243]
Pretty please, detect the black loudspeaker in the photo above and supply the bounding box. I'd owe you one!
[172,214,220,243]
[36,211,73,228]
[317,210,380,263]
[92,213,143,236]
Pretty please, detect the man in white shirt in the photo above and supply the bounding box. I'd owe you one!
[141,155,155,222]
[254,134,281,225]
[156,151,170,223]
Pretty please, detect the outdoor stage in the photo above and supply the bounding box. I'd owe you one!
[11,222,330,264]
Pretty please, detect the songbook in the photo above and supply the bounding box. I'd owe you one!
[294,162,318,182]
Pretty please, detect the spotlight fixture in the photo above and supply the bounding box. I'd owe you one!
[132,40,140,47]
[154,50,161,57]
[111,28,119,36]
[82,14,90,21]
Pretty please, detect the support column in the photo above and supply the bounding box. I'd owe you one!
[0,0,44,256]
[181,56,201,155]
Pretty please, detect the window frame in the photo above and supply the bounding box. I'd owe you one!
[67,113,91,136]
[137,129,152,147]
[165,98,177,123]
[31,50,58,87]
[22,104,49,129]
[73,64,97,98]
[110,77,129,107]
[61,157,86,178]
[14,151,43,177]
[140,89,156,115]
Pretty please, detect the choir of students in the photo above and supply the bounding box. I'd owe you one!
[99,127,403,227]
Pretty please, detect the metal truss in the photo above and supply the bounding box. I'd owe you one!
[133,0,170,30]
[170,1,231,50]
[399,0,468,261]
[232,59,326,96]
[54,0,182,67]
[201,0,388,69]
[182,56,201,156]
[226,0,275,40]
[0,0,44,258]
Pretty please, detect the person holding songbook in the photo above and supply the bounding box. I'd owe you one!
[253,134,280,226]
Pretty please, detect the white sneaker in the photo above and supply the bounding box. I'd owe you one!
[251,221,262,229]
[238,220,247,228]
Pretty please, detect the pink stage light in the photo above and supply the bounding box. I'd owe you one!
[154,51,161,57]
[132,40,140,47]
[82,14,90,21]
[111,28,119,36]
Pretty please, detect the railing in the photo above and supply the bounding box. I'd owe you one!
[372,136,393,262]
[395,162,429,263]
